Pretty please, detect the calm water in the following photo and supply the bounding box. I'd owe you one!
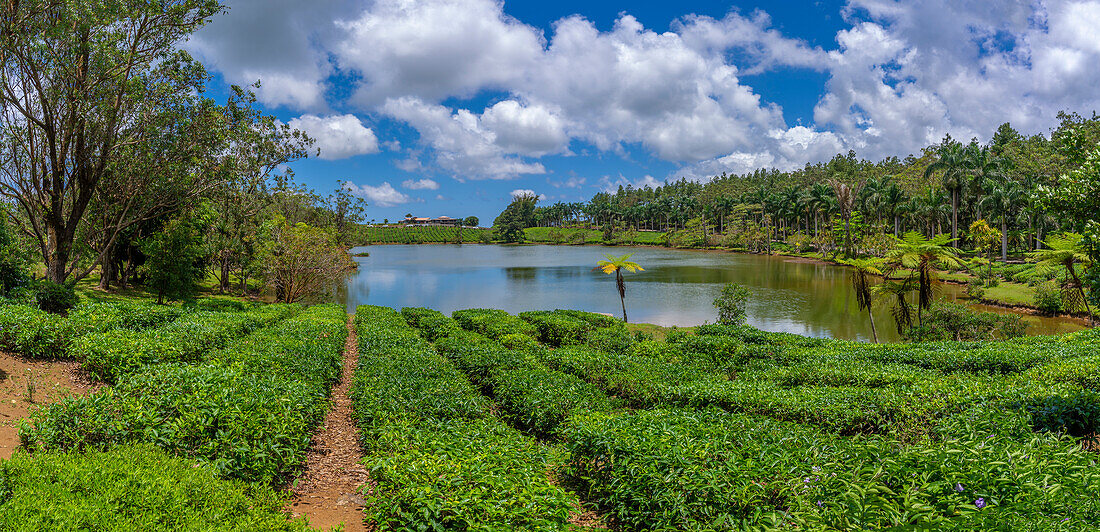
[341,244,1084,342]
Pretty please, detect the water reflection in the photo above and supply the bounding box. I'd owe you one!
[342,244,1084,342]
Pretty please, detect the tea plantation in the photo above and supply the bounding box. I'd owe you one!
[0,299,346,529]
[1,299,1099,530]
[355,306,1100,531]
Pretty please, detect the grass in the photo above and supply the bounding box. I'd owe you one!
[625,321,693,340]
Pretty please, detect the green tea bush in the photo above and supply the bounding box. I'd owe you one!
[0,445,306,531]
[519,310,591,346]
[351,305,578,529]
[31,280,79,314]
[1036,355,1100,390]
[562,407,1100,530]
[76,305,298,382]
[553,309,621,328]
[60,301,186,340]
[400,306,461,340]
[585,325,635,355]
[452,308,537,339]
[0,304,66,358]
[22,304,344,482]
[903,303,1027,341]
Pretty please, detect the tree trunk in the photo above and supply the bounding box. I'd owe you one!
[616,270,628,323]
[1000,218,1008,263]
[867,306,879,343]
[951,190,958,242]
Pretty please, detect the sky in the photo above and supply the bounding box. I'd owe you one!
[185,0,1100,224]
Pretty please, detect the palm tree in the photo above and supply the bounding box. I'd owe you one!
[979,176,1024,262]
[924,141,969,242]
[829,178,864,258]
[881,183,908,237]
[872,277,916,335]
[882,232,964,327]
[840,258,882,343]
[807,182,833,237]
[1028,233,1094,326]
[596,253,644,323]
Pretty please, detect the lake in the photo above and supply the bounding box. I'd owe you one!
[341,244,1084,342]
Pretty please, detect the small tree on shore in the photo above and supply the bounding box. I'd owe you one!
[263,219,355,303]
[596,254,643,323]
[713,283,750,326]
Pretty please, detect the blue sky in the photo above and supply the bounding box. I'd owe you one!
[185,0,1100,224]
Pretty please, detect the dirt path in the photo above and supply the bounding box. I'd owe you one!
[290,316,370,531]
[0,351,98,459]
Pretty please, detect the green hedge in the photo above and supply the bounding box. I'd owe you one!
[20,304,346,483]
[518,310,592,347]
[452,308,537,340]
[0,445,306,531]
[561,408,1100,530]
[75,304,299,382]
[0,305,66,358]
[351,305,578,530]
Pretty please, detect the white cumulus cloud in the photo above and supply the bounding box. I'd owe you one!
[402,178,439,190]
[344,181,411,207]
[287,114,379,160]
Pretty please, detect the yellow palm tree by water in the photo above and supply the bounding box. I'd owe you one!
[596,254,644,323]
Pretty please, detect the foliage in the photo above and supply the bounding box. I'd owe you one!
[351,305,578,529]
[0,209,29,296]
[452,308,537,340]
[463,216,479,227]
[262,220,355,303]
[0,0,227,284]
[1034,280,1063,315]
[30,281,79,314]
[903,303,1027,341]
[713,282,750,326]
[0,445,307,531]
[596,254,644,323]
[1039,146,1100,259]
[141,214,209,304]
[518,310,592,347]
[21,304,344,483]
[493,194,538,243]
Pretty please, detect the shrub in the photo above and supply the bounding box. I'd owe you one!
[1027,389,1100,438]
[352,305,578,529]
[0,445,306,531]
[903,303,1027,341]
[452,308,537,339]
[714,283,750,326]
[585,326,634,355]
[519,310,591,346]
[1034,280,1062,315]
[32,280,78,314]
[22,304,344,483]
[0,305,66,358]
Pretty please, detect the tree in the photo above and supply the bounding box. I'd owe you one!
[0,203,29,294]
[463,216,479,227]
[141,214,208,304]
[882,232,964,327]
[596,253,643,323]
[262,220,355,304]
[968,219,1000,279]
[1039,146,1100,263]
[0,0,224,284]
[840,258,881,343]
[872,278,915,335]
[829,179,864,258]
[923,139,968,242]
[980,176,1024,262]
[493,194,537,243]
[713,283,750,325]
[1028,233,1094,326]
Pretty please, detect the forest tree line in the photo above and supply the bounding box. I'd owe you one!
[0,1,364,306]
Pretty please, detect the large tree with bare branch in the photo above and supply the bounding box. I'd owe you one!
[0,0,223,284]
